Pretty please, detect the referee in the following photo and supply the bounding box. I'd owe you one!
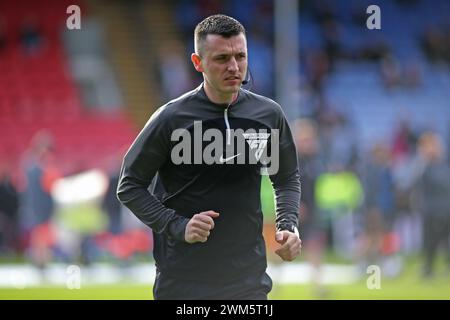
[117,14,302,300]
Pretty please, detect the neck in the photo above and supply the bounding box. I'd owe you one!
[203,81,238,105]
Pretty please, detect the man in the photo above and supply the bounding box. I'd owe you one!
[117,14,301,300]
[0,161,19,254]
[415,132,450,278]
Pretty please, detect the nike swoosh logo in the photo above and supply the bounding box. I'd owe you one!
[219,153,241,163]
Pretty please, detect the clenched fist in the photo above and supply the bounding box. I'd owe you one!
[185,210,220,244]
[275,230,302,261]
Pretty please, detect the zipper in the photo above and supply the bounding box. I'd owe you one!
[224,104,231,145]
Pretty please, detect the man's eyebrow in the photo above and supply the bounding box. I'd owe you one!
[213,51,246,57]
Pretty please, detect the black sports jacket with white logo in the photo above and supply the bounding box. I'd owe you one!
[117,84,300,282]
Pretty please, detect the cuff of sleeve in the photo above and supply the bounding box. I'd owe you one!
[167,216,190,242]
[277,223,299,237]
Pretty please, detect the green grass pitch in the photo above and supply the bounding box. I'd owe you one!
[1,258,449,300]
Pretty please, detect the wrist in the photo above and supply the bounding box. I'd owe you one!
[167,217,190,242]
[277,223,299,238]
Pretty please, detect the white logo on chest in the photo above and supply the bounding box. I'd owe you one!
[243,132,270,161]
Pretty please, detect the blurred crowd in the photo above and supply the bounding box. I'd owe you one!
[291,0,450,290]
[0,130,152,267]
[291,116,450,292]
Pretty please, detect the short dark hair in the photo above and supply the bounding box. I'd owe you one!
[194,14,246,55]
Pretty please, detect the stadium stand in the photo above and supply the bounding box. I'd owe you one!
[0,0,137,185]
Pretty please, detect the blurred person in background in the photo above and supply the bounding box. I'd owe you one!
[117,14,301,300]
[380,54,402,90]
[0,160,20,255]
[20,130,61,268]
[391,120,417,164]
[304,49,330,95]
[102,151,125,236]
[19,14,45,56]
[292,118,327,297]
[415,132,450,278]
[315,162,363,258]
[390,119,422,255]
[158,41,193,101]
[313,108,359,172]
[420,25,449,63]
[357,143,398,275]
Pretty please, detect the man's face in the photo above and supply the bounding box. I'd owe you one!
[420,137,443,162]
[194,33,248,97]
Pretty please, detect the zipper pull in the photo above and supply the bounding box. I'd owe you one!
[224,106,231,145]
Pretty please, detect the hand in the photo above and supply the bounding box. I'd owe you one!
[275,230,302,261]
[185,210,220,244]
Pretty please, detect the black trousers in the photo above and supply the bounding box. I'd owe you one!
[153,270,273,300]
[422,214,450,275]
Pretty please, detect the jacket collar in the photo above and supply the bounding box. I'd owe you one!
[196,82,244,109]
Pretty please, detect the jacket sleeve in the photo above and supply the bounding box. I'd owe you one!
[269,108,301,234]
[116,107,189,241]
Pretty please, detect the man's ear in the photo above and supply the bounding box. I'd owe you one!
[191,53,203,72]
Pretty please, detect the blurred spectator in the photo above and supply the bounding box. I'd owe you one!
[390,119,423,255]
[321,19,343,67]
[357,143,397,270]
[380,54,402,90]
[20,131,61,268]
[403,60,423,89]
[304,49,330,94]
[293,119,324,241]
[359,38,390,62]
[381,55,423,90]
[391,120,417,164]
[158,41,192,100]
[103,172,121,234]
[315,164,363,257]
[421,25,450,63]
[318,109,358,170]
[0,161,20,254]
[292,118,327,296]
[102,152,124,235]
[20,14,45,56]
[415,132,450,278]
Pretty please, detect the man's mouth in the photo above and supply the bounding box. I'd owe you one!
[225,76,241,81]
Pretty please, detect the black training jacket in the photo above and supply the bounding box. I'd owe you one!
[117,84,300,282]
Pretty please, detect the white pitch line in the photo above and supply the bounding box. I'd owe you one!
[0,263,358,288]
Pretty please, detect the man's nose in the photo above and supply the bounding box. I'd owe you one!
[227,57,239,72]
